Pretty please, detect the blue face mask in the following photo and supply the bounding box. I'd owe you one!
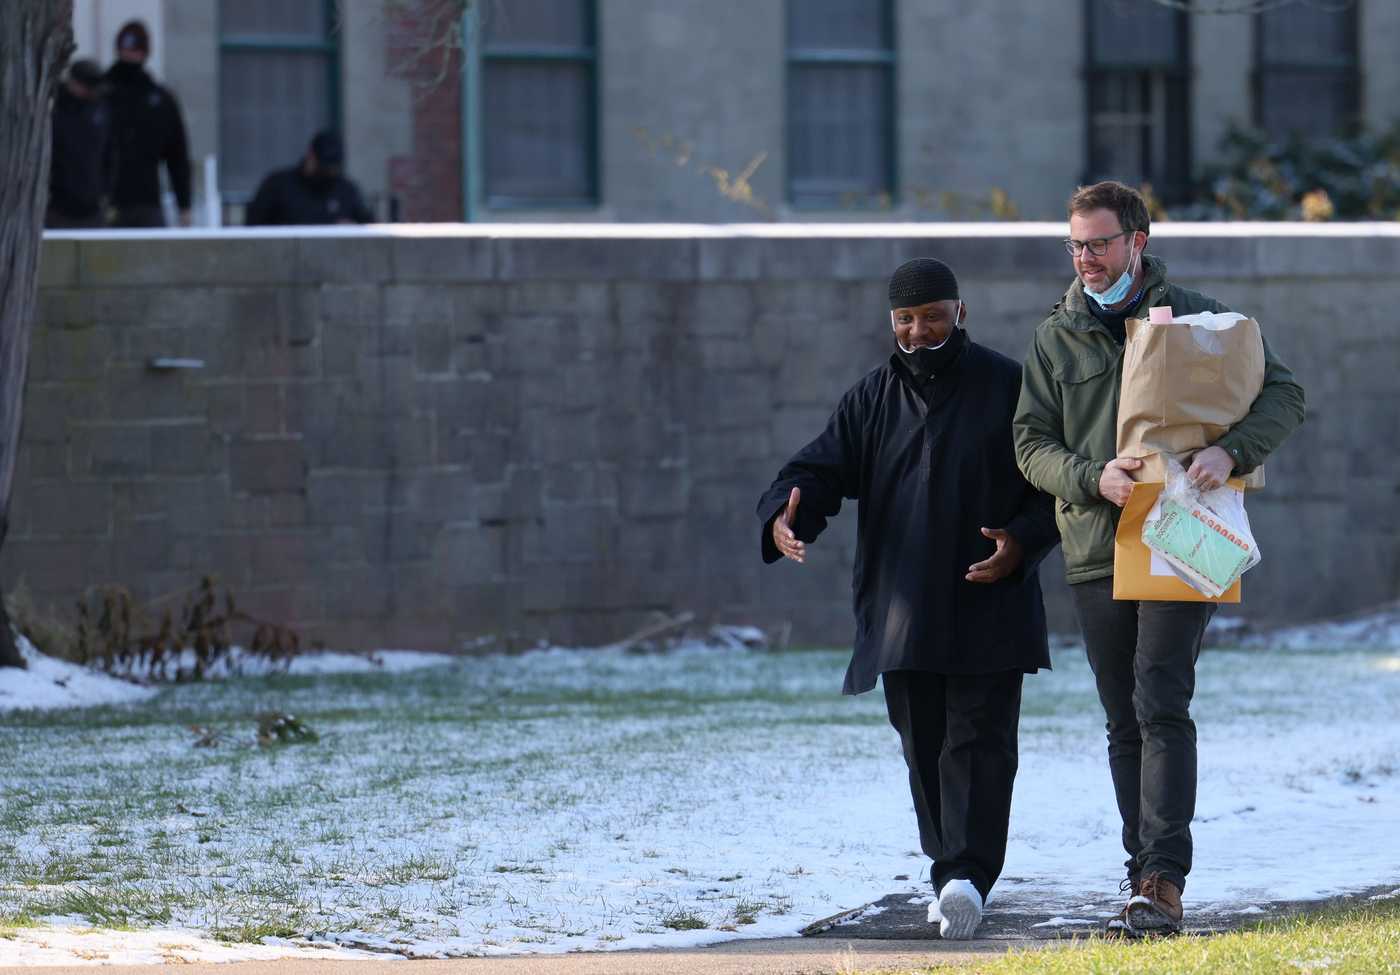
[1083,242,1141,309]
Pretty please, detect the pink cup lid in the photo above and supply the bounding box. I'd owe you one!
[1147,305,1175,324]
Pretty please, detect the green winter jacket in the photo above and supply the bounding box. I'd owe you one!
[1013,254,1306,584]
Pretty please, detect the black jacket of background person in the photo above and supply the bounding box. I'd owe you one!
[49,87,114,219]
[757,329,1059,695]
[104,61,192,210]
[244,165,374,225]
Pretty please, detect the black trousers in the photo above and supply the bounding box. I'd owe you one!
[1071,578,1215,893]
[882,668,1023,901]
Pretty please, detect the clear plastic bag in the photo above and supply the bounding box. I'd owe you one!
[1140,455,1262,598]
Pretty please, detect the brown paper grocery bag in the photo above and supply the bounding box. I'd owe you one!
[1112,480,1243,603]
[1117,315,1266,489]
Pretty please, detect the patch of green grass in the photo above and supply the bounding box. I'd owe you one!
[893,897,1400,975]
[30,885,176,928]
[661,909,708,931]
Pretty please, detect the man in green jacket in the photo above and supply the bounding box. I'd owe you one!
[1013,181,1305,936]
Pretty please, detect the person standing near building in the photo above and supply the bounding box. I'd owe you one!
[244,131,375,226]
[1013,180,1305,936]
[104,20,192,227]
[47,59,113,229]
[758,258,1059,940]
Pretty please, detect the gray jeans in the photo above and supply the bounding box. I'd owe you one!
[1071,578,1215,892]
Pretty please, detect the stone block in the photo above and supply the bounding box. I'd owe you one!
[77,424,152,478]
[150,423,221,476]
[39,289,96,328]
[231,439,308,494]
[23,384,103,441]
[322,565,395,620]
[432,522,508,580]
[0,538,112,593]
[31,482,112,536]
[496,237,698,281]
[312,413,433,469]
[522,505,616,565]
[691,369,771,430]
[360,514,435,564]
[541,464,619,505]
[39,238,78,287]
[384,284,457,326]
[394,471,478,522]
[390,235,495,282]
[29,325,113,382]
[475,468,544,522]
[107,366,209,422]
[676,283,757,338]
[296,236,394,285]
[618,465,689,519]
[306,472,386,524]
[78,237,301,287]
[319,284,385,329]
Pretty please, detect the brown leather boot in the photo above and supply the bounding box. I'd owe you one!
[1126,872,1184,933]
[1104,875,1139,937]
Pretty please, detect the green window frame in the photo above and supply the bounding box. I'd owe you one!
[217,0,341,202]
[462,0,600,214]
[784,0,897,210]
[1083,0,1192,204]
[1252,3,1360,140]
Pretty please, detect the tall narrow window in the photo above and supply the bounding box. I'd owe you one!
[1084,0,1191,202]
[219,0,339,200]
[479,0,597,206]
[1255,4,1358,140]
[786,0,895,209]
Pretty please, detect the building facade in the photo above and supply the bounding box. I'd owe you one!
[69,0,1400,223]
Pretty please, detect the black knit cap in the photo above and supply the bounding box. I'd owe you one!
[887,258,959,310]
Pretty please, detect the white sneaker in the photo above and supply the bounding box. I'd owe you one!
[925,896,942,925]
[937,879,983,940]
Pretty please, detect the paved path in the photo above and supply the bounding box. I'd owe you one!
[3,884,1393,974]
[0,937,1023,975]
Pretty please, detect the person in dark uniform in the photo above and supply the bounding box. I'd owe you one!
[756,258,1059,940]
[244,131,374,226]
[104,20,193,227]
[47,59,114,229]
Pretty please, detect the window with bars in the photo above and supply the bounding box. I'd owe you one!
[785,0,895,209]
[1254,4,1359,140]
[478,0,597,207]
[218,0,339,200]
[1084,0,1191,203]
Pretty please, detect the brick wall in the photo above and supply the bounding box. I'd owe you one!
[385,0,464,223]
[16,227,1399,651]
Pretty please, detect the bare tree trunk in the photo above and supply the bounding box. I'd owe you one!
[0,0,73,668]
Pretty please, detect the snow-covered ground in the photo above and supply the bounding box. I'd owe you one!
[0,621,1397,965]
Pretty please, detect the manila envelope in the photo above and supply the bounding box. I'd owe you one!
[1112,480,1245,603]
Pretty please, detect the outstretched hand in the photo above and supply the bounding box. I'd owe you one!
[771,487,806,563]
[966,527,1023,583]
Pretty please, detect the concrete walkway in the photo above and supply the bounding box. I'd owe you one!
[0,936,1026,975]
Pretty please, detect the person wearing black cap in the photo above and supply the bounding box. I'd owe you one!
[244,131,374,226]
[104,19,193,227]
[756,259,1058,939]
[47,59,114,229]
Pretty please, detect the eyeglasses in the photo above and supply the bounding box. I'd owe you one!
[1063,230,1130,257]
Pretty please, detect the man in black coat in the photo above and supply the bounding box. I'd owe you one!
[245,131,375,226]
[47,60,114,229]
[104,20,193,228]
[756,258,1058,940]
